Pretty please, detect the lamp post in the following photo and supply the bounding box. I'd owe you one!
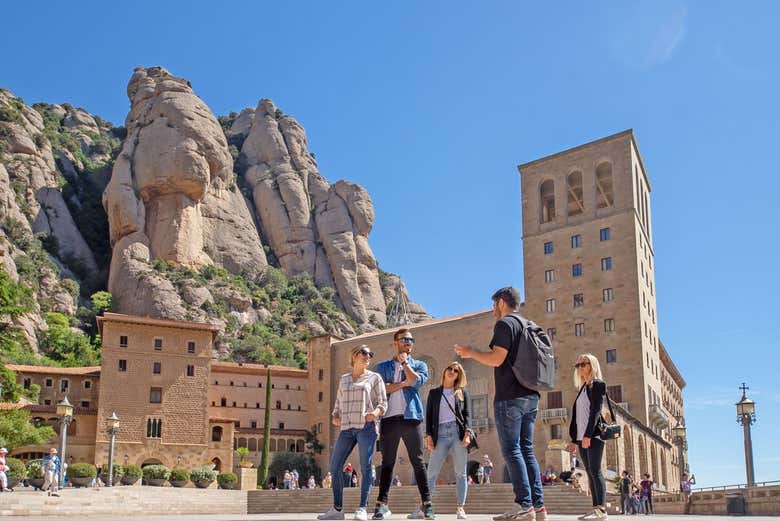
[106,412,120,486]
[672,417,687,488]
[56,397,73,488]
[736,383,756,487]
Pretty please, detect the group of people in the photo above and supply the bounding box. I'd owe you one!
[318,286,610,521]
[0,447,63,496]
[618,472,656,515]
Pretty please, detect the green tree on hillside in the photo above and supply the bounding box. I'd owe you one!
[0,409,56,450]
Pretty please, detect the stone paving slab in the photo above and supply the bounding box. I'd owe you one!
[7,515,780,521]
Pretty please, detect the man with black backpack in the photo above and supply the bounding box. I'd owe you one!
[455,287,554,521]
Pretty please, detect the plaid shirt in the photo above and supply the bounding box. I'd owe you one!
[332,370,387,431]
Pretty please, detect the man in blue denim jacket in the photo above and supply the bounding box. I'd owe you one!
[372,328,434,520]
[455,287,545,521]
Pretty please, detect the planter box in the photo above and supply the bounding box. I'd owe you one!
[170,480,188,488]
[7,477,21,489]
[146,478,167,487]
[70,477,94,488]
[194,480,214,489]
[237,467,258,491]
[29,478,45,490]
[121,476,140,486]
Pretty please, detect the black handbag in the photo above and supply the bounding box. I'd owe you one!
[597,391,621,441]
[442,391,479,453]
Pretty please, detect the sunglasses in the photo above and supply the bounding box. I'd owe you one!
[400,337,415,344]
[446,367,460,374]
[574,362,590,368]
[356,349,374,358]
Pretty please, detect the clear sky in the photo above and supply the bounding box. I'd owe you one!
[2,1,778,488]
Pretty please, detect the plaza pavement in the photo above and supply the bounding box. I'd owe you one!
[8,515,780,521]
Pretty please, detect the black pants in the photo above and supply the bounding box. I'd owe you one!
[377,416,431,504]
[578,438,606,507]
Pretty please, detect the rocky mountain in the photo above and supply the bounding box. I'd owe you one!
[0,66,429,368]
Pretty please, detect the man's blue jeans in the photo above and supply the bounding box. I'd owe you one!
[330,422,377,509]
[494,396,544,509]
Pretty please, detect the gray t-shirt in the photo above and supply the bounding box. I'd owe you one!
[385,361,408,417]
[575,388,591,440]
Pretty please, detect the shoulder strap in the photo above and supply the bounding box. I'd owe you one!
[599,383,617,423]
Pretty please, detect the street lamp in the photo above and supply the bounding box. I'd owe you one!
[672,417,687,487]
[106,412,120,486]
[736,383,756,487]
[56,397,73,488]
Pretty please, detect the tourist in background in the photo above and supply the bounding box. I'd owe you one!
[308,475,317,489]
[424,361,472,520]
[42,448,61,497]
[323,472,333,489]
[482,455,493,485]
[680,473,696,514]
[455,287,545,521]
[618,472,632,514]
[639,474,654,514]
[0,448,11,492]
[567,353,609,520]
[343,463,354,488]
[284,470,292,489]
[318,344,387,521]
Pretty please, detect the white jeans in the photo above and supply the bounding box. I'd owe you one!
[0,471,8,489]
[43,470,59,493]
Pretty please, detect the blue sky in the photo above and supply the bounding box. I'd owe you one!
[2,1,778,487]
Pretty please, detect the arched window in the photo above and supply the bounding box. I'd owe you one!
[248,438,257,451]
[596,162,614,208]
[605,437,618,472]
[276,400,282,410]
[296,439,305,453]
[623,425,635,477]
[238,437,248,449]
[638,435,648,477]
[269,438,277,452]
[220,397,226,407]
[567,171,584,217]
[539,180,556,223]
[650,442,659,483]
[211,426,223,442]
[660,449,668,489]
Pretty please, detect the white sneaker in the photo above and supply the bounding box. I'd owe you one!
[355,507,368,521]
[407,509,424,519]
[456,507,467,519]
[318,507,346,520]
[493,504,536,521]
[579,510,607,520]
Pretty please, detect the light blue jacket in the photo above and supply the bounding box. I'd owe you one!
[375,357,428,421]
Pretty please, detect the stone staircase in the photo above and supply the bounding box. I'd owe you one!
[248,484,593,515]
[0,486,247,516]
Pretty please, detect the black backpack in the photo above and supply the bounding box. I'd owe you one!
[505,313,556,392]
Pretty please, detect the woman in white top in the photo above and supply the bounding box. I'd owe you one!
[424,361,473,519]
[567,353,608,520]
[318,344,387,521]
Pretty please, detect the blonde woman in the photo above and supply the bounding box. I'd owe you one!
[567,354,608,520]
[319,345,387,521]
[424,361,473,519]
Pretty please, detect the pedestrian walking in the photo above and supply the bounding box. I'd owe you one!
[425,361,473,520]
[318,344,387,521]
[42,448,61,497]
[455,287,546,521]
[566,353,609,520]
[372,328,433,520]
[619,471,632,514]
[639,474,654,514]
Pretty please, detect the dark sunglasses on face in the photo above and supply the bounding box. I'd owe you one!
[446,367,459,374]
[400,337,415,344]
[574,362,590,368]
[357,349,374,358]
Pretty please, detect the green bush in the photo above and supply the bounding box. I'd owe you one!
[100,463,123,481]
[122,464,142,479]
[5,457,26,479]
[169,468,190,482]
[217,472,238,489]
[142,464,170,480]
[190,466,217,483]
[69,463,97,478]
[26,459,43,478]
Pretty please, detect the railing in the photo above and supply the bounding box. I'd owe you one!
[541,408,568,421]
[692,479,780,492]
[617,402,629,411]
[471,418,489,429]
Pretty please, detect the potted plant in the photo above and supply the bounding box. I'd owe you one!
[236,447,253,468]
[121,464,142,485]
[5,457,26,489]
[26,460,45,490]
[100,463,123,485]
[190,466,217,488]
[217,471,238,490]
[68,463,97,487]
[142,464,170,486]
[169,468,190,487]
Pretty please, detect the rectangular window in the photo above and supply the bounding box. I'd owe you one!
[150,387,162,404]
[604,318,615,333]
[544,241,554,255]
[186,365,195,377]
[119,335,128,348]
[45,378,53,387]
[547,391,563,409]
[471,395,488,422]
[544,269,555,283]
[278,422,285,430]
[256,403,260,408]
[146,418,162,438]
[600,227,611,241]
[545,298,556,313]
[550,424,561,440]
[606,349,617,364]
[573,293,584,307]
[23,378,31,389]
[84,380,91,390]
[571,235,582,249]
[187,341,195,354]
[603,288,614,302]
[318,391,323,402]
[81,401,90,408]
[601,257,612,271]
[118,359,127,372]
[607,385,623,403]
[153,362,161,374]
[44,399,51,405]
[318,369,324,381]
[575,323,585,337]
[251,421,257,429]
[60,379,69,392]
[546,328,556,341]
[572,263,583,277]
[153,338,163,351]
